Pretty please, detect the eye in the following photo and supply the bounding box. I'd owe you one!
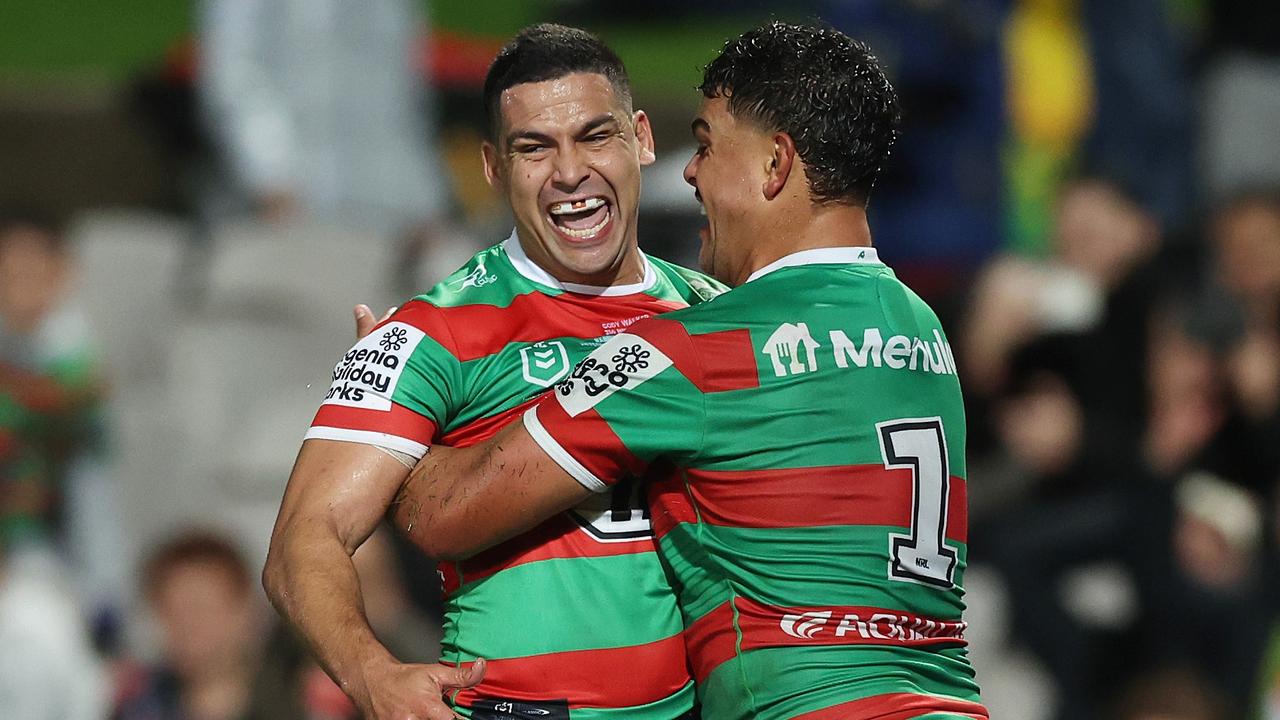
[585,133,611,144]
[513,143,547,155]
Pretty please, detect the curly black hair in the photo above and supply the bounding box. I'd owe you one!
[699,22,901,206]
[483,24,632,142]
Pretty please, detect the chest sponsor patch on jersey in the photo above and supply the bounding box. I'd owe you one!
[554,332,672,417]
[322,321,425,411]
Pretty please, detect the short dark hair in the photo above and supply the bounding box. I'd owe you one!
[482,23,633,142]
[142,530,251,601]
[699,22,900,206]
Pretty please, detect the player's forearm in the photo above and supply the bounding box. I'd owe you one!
[390,443,499,559]
[262,524,396,707]
[392,422,591,559]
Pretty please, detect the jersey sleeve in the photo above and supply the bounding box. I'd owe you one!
[305,301,462,459]
[525,318,705,492]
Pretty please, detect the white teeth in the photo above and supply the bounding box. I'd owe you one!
[557,207,611,239]
[549,197,606,215]
[699,204,707,216]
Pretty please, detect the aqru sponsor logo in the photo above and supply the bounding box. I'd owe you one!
[780,611,832,638]
[778,609,966,642]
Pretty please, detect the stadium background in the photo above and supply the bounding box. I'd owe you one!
[1,1,1278,718]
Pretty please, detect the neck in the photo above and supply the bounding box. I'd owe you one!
[515,227,647,288]
[733,203,873,286]
[182,662,253,720]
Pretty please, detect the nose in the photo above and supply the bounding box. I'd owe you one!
[552,146,590,191]
[682,153,699,189]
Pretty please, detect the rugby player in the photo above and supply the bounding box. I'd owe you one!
[391,22,988,720]
[264,25,723,720]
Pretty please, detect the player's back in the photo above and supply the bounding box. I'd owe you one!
[648,250,985,719]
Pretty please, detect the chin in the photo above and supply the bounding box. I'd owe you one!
[555,245,624,279]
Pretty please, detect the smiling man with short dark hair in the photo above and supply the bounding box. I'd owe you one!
[265,24,721,720]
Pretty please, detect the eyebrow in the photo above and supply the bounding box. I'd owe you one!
[505,113,620,148]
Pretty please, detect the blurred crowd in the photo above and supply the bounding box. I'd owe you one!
[2,1,1279,719]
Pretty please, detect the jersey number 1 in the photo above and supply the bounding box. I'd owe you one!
[877,417,957,589]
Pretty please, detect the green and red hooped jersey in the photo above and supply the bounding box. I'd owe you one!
[527,247,988,720]
[306,233,726,719]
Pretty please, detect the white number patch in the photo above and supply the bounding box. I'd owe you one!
[877,417,958,589]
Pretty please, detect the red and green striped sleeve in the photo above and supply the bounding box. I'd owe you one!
[526,319,708,491]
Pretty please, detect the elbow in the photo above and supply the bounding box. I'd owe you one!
[261,536,290,610]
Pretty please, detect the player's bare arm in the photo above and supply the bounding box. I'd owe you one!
[391,420,591,559]
[265,439,484,720]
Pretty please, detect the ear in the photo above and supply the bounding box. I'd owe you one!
[763,132,797,201]
[481,141,503,189]
[633,110,657,167]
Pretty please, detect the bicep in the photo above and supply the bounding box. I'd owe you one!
[273,439,412,554]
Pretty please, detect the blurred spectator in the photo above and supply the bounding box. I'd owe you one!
[0,545,109,720]
[824,0,1008,292]
[197,0,454,239]
[1199,0,1280,200]
[964,177,1160,420]
[1080,0,1194,233]
[0,211,128,623]
[1210,189,1280,424]
[114,532,267,720]
[114,528,433,720]
[1111,666,1229,720]
[967,178,1166,718]
[0,211,103,545]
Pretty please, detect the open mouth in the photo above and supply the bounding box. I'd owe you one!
[547,196,613,242]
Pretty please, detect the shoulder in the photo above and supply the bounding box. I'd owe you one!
[647,256,728,305]
[416,241,537,310]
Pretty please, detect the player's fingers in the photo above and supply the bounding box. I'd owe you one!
[354,304,376,339]
[378,305,398,324]
[439,658,486,690]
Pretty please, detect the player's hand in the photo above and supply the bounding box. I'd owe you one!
[357,657,486,720]
[354,304,397,340]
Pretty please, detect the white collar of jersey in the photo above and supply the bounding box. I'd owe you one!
[503,230,658,296]
[745,246,881,283]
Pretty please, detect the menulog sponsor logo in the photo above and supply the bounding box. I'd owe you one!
[321,322,426,411]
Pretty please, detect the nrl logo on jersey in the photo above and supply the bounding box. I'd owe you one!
[520,341,570,387]
[454,263,497,290]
